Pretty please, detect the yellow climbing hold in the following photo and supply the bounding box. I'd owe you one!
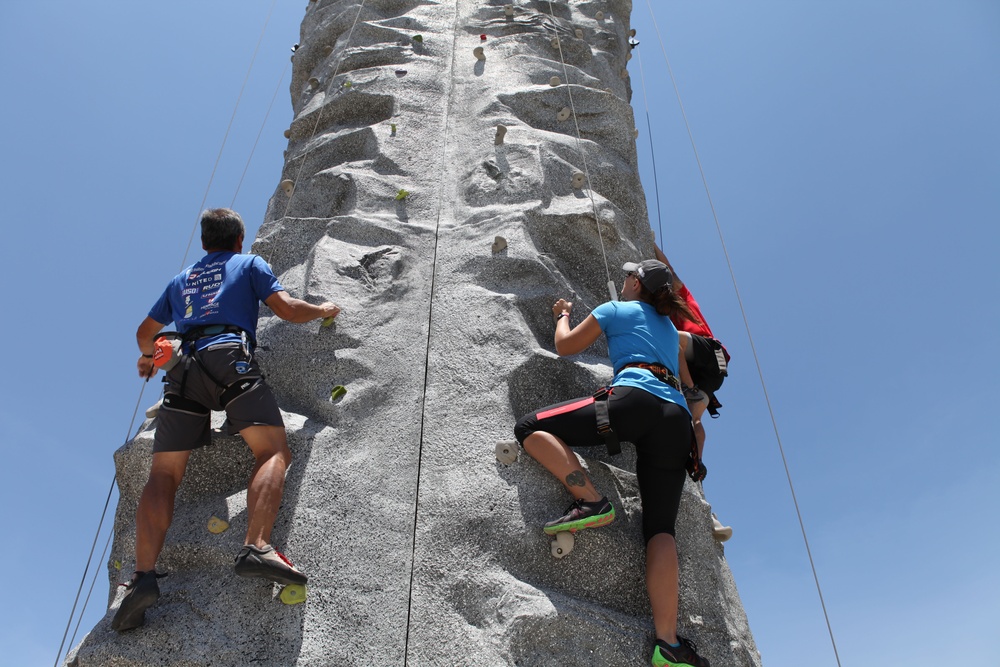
[208,517,230,534]
[322,316,336,328]
[395,189,410,201]
[114,560,122,571]
[280,584,307,605]
[330,385,347,401]
[343,81,352,89]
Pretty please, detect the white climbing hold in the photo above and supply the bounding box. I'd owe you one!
[474,46,486,61]
[549,76,561,87]
[571,171,585,189]
[280,179,295,196]
[575,28,584,39]
[596,11,605,20]
[495,440,518,464]
[504,4,514,16]
[557,107,571,122]
[308,77,320,90]
[494,124,507,146]
[551,531,575,558]
[550,36,560,49]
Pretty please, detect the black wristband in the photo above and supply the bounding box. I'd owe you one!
[141,353,153,358]
[556,312,570,321]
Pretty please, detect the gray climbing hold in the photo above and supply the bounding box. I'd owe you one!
[549,76,561,87]
[557,107,571,122]
[575,28,584,39]
[324,45,333,56]
[395,69,407,77]
[595,11,605,20]
[571,172,585,189]
[474,46,486,61]
[308,77,320,90]
[550,36,560,49]
[280,179,295,196]
[491,236,508,254]
[495,440,518,465]
[494,124,507,146]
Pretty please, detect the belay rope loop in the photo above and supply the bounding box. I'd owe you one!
[641,1,843,664]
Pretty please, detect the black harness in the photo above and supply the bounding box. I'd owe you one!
[593,362,683,457]
[161,324,261,413]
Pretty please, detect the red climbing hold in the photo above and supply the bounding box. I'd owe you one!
[480,34,487,41]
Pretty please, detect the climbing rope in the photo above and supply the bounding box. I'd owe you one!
[642,1,843,664]
[634,47,665,245]
[179,0,280,271]
[55,4,286,664]
[231,61,290,207]
[66,529,115,654]
[543,2,617,301]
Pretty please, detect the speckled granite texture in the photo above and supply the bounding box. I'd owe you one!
[70,1,761,665]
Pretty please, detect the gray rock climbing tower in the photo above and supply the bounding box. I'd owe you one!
[70,1,761,665]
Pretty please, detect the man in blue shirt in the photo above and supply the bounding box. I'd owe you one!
[113,208,341,632]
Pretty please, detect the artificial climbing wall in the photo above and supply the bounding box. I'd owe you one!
[72,1,762,665]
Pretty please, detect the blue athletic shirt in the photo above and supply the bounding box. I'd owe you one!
[148,252,284,351]
[591,300,688,413]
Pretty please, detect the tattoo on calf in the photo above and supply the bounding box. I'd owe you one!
[566,470,586,487]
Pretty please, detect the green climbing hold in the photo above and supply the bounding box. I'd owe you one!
[390,123,397,133]
[395,189,410,201]
[321,316,336,328]
[331,385,347,401]
[343,81,352,89]
[412,35,423,43]
[280,584,307,605]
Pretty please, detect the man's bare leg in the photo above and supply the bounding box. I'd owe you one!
[135,450,191,572]
[523,431,601,502]
[239,424,292,548]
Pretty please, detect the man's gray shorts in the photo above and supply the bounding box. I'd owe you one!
[153,343,283,453]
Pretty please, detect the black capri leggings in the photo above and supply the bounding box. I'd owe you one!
[515,386,693,542]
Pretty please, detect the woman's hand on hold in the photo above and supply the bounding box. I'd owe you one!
[552,298,572,321]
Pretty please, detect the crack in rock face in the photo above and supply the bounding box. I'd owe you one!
[71,2,760,666]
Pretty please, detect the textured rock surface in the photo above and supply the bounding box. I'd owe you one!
[71,1,760,665]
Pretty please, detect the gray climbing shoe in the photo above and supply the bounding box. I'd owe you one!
[234,545,307,585]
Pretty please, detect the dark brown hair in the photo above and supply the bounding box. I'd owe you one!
[637,282,701,324]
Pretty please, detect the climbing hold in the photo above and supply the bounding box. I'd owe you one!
[634,128,639,139]
[494,124,507,146]
[390,123,397,135]
[571,171,585,189]
[551,531,574,559]
[280,179,295,196]
[145,398,162,420]
[628,37,640,49]
[330,385,347,401]
[556,107,571,122]
[495,440,518,464]
[550,37,560,49]
[308,77,320,90]
[343,81,352,89]
[280,584,307,605]
[620,68,629,79]
[627,52,632,61]
[114,560,122,571]
[491,236,508,254]
[412,34,423,43]
[474,46,486,61]
[321,316,336,328]
[395,69,407,77]
[283,128,291,139]
[324,45,334,56]
[549,76,561,87]
[629,29,637,37]
[480,34,487,41]
[596,11,605,20]
[395,189,410,201]
[575,28,584,39]
[504,4,514,16]
[207,517,230,534]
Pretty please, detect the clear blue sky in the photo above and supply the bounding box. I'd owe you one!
[1,2,997,665]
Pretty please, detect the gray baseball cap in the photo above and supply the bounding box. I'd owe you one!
[621,259,673,293]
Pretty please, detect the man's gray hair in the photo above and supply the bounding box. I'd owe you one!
[200,208,245,251]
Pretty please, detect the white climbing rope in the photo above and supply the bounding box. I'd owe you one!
[642,2,843,664]
[543,2,616,301]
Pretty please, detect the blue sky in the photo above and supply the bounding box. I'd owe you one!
[1,2,997,665]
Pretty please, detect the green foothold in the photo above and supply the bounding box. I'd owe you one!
[390,123,397,133]
[343,81,352,89]
[412,34,423,43]
[330,385,347,401]
[114,560,121,570]
[395,189,410,201]
[321,316,335,328]
[280,584,307,605]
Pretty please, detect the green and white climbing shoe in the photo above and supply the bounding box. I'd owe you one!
[651,637,710,667]
[543,497,615,535]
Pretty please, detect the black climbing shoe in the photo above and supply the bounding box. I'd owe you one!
[651,636,710,667]
[111,571,160,632]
